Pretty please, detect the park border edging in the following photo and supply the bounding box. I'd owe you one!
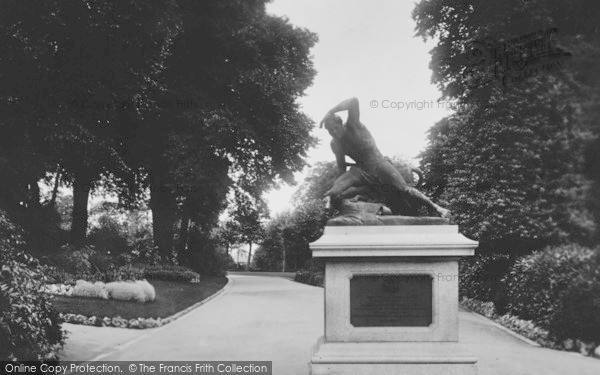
[60,277,230,330]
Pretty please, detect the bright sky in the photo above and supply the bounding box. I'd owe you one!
[263,0,452,215]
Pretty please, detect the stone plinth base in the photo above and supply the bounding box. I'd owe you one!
[310,337,477,375]
[309,225,478,375]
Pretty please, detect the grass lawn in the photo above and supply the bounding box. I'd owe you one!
[52,276,228,320]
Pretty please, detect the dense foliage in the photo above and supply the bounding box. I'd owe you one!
[413,1,600,348]
[459,253,514,313]
[0,211,64,360]
[253,162,336,271]
[0,0,318,267]
[414,0,600,246]
[504,245,600,342]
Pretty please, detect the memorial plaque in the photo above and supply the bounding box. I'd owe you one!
[350,274,432,327]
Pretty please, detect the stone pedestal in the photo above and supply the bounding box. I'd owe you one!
[308,224,478,375]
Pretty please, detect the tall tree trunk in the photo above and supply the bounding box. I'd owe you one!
[176,204,191,264]
[71,171,92,247]
[150,178,176,261]
[281,233,287,273]
[27,178,41,209]
[50,171,61,207]
[246,242,253,271]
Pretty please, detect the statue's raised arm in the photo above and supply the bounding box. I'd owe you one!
[319,97,360,128]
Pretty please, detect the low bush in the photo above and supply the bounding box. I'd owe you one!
[140,264,201,283]
[69,279,156,303]
[0,210,64,360]
[294,270,324,287]
[187,229,227,276]
[46,245,96,275]
[295,259,325,287]
[504,244,600,342]
[459,252,513,313]
[134,280,156,301]
[461,297,556,348]
[43,261,200,286]
[294,270,311,284]
[105,281,155,303]
[88,214,129,255]
[72,280,109,299]
[106,264,145,282]
[40,264,76,285]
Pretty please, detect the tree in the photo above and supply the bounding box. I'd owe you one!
[215,220,242,259]
[230,190,267,271]
[0,0,180,246]
[413,0,600,249]
[256,162,336,271]
[125,0,318,259]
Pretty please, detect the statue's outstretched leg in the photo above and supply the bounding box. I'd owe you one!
[401,186,450,218]
[373,160,451,218]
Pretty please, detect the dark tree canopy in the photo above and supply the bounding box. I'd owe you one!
[414,0,600,247]
[0,0,319,264]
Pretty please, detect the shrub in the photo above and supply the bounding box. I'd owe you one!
[72,280,109,299]
[105,281,154,303]
[40,245,126,284]
[40,264,76,285]
[88,214,129,255]
[187,229,227,276]
[504,244,600,342]
[294,270,311,284]
[134,280,156,302]
[49,244,96,275]
[69,279,156,303]
[142,264,201,283]
[125,226,157,264]
[0,210,64,360]
[111,264,146,282]
[11,205,65,255]
[294,269,324,287]
[459,252,513,313]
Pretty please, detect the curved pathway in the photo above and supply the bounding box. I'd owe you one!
[62,274,599,375]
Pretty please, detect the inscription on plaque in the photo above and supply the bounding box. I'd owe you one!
[350,274,432,327]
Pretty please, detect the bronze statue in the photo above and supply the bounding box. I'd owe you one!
[319,97,450,223]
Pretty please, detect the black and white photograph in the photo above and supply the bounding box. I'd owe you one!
[1,1,599,374]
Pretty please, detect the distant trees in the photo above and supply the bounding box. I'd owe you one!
[127,0,318,259]
[413,0,600,250]
[214,220,242,259]
[254,162,337,271]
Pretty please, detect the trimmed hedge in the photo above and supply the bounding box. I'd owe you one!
[461,297,557,348]
[43,263,201,285]
[294,270,324,287]
[141,264,201,283]
[459,252,513,313]
[504,244,600,342]
[0,211,64,360]
[113,264,201,283]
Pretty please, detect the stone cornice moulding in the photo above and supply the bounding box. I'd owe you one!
[310,225,478,257]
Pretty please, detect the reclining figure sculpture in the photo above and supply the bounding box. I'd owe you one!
[319,97,450,226]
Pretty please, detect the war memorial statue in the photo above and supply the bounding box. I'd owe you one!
[319,97,450,225]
